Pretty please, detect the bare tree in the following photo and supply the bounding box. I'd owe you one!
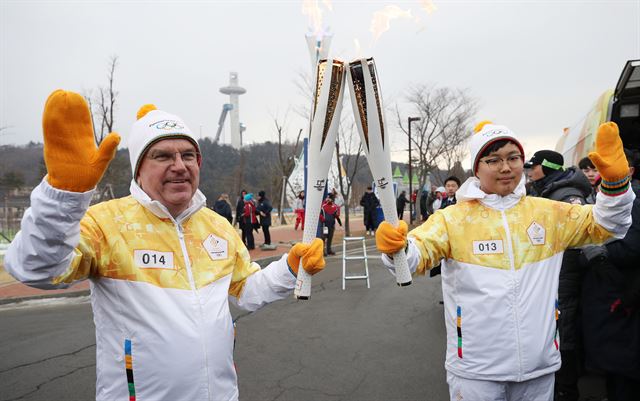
[88,55,119,145]
[273,110,304,224]
[293,70,315,122]
[396,85,478,190]
[334,118,366,236]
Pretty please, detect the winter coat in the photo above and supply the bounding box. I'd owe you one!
[382,175,634,382]
[360,192,379,212]
[257,198,273,227]
[396,193,409,213]
[235,197,245,225]
[213,199,233,224]
[441,195,457,209]
[242,201,258,226]
[582,180,640,379]
[419,191,429,218]
[5,180,297,401]
[320,202,340,228]
[532,167,592,204]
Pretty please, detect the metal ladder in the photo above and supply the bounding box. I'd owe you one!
[342,236,370,290]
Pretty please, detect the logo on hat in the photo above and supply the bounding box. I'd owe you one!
[150,120,185,130]
[481,129,509,138]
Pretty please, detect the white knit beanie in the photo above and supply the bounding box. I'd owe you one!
[469,121,524,173]
[128,104,200,178]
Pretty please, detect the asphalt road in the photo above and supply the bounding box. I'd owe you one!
[0,242,606,401]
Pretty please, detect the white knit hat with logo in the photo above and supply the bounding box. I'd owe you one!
[128,104,200,177]
[469,121,524,173]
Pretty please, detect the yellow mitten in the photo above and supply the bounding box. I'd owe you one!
[43,90,121,192]
[588,122,630,196]
[287,238,325,276]
[375,220,408,255]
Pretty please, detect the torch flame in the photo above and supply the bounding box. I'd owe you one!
[302,0,328,38]
[419,0,437,14]
[370,5,413,43]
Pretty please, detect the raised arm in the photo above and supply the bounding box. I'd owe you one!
[5,90,119,288]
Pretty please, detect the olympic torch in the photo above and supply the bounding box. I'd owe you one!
[346,58,412,286]
[294,58,346,299]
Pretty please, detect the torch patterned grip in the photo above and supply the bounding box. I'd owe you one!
[377,183,412,286]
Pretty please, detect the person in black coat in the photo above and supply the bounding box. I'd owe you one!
[581,150,640,401]
[235,189,248,245]
[256,191,273,246]
[360,186,379,235]
[212,193,233,224]
[396,190,409,220]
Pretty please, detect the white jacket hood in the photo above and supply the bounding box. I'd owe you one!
[129,180,206,224]
[456,173,527,210]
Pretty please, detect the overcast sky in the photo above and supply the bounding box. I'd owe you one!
[1,0,639,165]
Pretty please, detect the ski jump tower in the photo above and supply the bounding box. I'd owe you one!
[219,72,246,149]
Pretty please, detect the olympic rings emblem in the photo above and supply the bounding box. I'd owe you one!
[150,120,185,130]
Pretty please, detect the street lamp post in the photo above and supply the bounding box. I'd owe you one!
[408,117,421,225]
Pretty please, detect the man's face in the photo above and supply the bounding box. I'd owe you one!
[581,166,599,186]
[527,164,545,182]
[444,181,459,197]
[137,138,200,217]
[476,143,524,196]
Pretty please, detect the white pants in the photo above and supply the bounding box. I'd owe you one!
[446,371,554,401]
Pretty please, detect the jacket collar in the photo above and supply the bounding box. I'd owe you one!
[456,174,526,210]
[129,180,206,224]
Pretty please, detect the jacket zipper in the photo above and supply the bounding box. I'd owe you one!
[500,209,524,380]
[176,223,212,400]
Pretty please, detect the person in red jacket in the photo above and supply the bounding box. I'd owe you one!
[320,194,342,255]
[242,193,258,250]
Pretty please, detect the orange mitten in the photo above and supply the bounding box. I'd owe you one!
[43,90,120,192]
[287,238,325,276]
[588,122,630,195]
[375,220,408,255]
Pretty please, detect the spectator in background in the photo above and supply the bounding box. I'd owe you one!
[581,148,640,401]
[235,189,247,231]
[441,176,461,209]
[419,185,429,221]
[579,156,600,204]
[396,190,409,220]
[331,187,344,209]
[411,189,418,221]
[524,149,592,401]
[242,193,258,250]
[294,190,305,231]
[430,186,445,212]
[360,186,379,236]
[320,194,341,256]
[257,191,273,248]
[213,193,233,224]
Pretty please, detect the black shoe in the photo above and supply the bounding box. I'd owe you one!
[328,251,336,255]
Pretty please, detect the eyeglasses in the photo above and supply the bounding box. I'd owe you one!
[147,150,200,165]
[479,154,524,171]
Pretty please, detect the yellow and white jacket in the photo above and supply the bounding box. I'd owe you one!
[6,180,297,401]
[383,176,634,382]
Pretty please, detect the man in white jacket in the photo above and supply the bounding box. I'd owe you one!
[5,90,325,401]
[376,121,634,401]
